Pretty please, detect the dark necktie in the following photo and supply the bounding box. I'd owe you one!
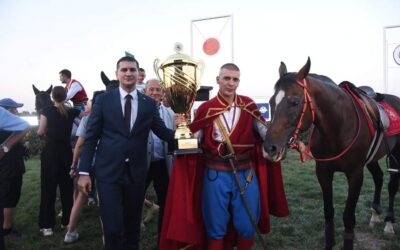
[124,94,132,133]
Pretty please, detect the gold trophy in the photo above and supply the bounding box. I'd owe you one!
[154,43,204,154]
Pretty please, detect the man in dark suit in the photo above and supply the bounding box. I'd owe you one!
[77,56,175,250]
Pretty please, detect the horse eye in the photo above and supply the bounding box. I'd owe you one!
[289,99,300,106]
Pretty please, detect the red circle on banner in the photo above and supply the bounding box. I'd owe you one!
[203,38,220,55]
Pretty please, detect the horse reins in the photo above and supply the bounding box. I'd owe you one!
[287,78,315,161]
[288,79,362,162]
[35,92,52,118]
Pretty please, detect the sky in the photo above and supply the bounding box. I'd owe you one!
[0,0,399,113]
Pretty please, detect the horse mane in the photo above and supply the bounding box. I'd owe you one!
[275,72,337,91]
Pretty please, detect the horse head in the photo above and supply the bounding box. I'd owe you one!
[263,57,314,161]
[101,71,119,92]
[32,84,53,115]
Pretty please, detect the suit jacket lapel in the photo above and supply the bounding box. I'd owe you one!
[112,88,125,124]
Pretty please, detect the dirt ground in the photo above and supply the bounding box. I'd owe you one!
[354,223,399,250]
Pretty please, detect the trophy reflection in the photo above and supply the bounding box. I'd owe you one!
[154,43,204,154]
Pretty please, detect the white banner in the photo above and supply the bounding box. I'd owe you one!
[384,26,400,96]
[191,15,233,96]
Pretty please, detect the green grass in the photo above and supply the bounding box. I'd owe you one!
[5,151,400,249]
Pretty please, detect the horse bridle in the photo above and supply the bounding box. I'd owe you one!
[287,79,315,151]
[35,92,52,118]
[288,79,362,162]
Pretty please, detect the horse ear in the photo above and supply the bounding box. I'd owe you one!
[46,85,53,94]
[32,84,40,95]
[101,71,110,86]
[296,57,311,80]
[279,62,287,78]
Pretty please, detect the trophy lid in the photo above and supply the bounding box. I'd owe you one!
[160,43,199,67]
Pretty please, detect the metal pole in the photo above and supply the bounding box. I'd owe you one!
[191,15,232,23]
[190,21,194,57]
[384,27,388,93]
[383,25,400,93]
[231,14,234,63]
[384,25,400,29]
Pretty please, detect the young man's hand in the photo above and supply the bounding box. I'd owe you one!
[77,175,92,196]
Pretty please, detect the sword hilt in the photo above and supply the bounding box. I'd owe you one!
[219,141,236,160]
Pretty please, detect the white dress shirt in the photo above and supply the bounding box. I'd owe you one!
[213,103,241,141]
[119,86,138,131]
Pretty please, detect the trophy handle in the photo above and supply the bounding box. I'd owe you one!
[153,58,163,81]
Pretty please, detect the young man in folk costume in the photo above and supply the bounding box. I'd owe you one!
[59,69,88,112]
[59,69,89,149]
[161,63,289,250]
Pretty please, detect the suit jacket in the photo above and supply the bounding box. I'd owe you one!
[79,88,175,184]
[146,105,175,173]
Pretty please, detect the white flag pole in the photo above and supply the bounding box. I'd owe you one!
[231,14,234,62]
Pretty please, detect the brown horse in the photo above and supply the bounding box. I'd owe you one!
[263,58,400,250]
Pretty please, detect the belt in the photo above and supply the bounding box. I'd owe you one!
[205,152,252,171]
[207,162,252,171]
[204,152,251,161]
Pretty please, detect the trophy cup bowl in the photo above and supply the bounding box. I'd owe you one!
[154,44,204,154]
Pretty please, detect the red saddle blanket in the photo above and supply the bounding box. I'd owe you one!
[380,101,400,136]
[340,82,400,137]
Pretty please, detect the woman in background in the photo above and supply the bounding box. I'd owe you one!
[37,86,81,236]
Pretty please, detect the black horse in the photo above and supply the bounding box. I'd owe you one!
[32,84,53,115]
[101,71,119,91]
[263,58,400,250]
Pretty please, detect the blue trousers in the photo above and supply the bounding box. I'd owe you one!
[202,168,260,239]
[73,104,85,112]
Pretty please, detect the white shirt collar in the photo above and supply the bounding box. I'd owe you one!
[119,86,138,100]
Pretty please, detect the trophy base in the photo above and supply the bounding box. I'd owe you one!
[175,148,203,155]
[175,138,201,155]
[178,138,198,150]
